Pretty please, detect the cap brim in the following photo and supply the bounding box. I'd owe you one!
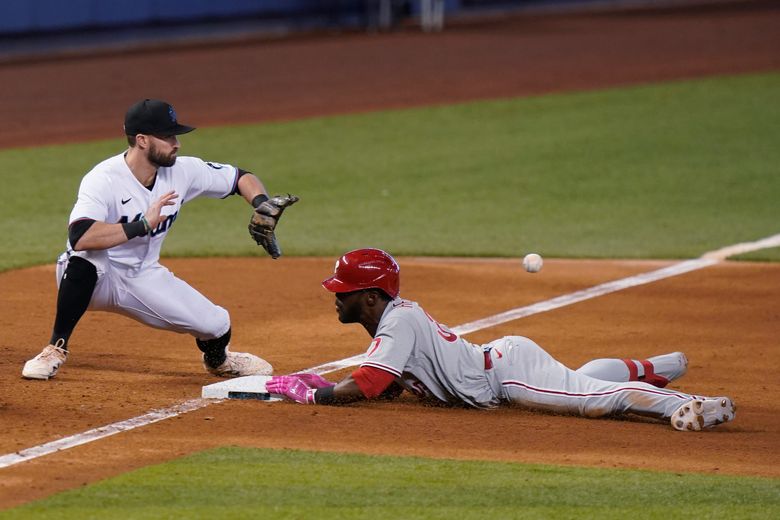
[172,124,196,135]
[322,276,351,293]
[124,124,196,137]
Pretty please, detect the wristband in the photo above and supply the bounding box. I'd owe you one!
[251,194,269,209]
[140,215,152,234]
[314,385,336,405]
[122,220,147,240]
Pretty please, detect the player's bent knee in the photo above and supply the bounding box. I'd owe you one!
[65,256,98,286]
[576,358,629,382]
[575,359,609,377]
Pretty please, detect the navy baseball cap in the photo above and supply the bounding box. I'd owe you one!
[124,99,195,136]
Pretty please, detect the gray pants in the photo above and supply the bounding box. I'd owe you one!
[486,336,696,419]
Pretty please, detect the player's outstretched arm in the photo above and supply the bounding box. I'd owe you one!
[71,191,178,250]
[235,172,268,206]
[266,374,366,405]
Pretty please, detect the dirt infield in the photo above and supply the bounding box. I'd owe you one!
[1,0,779,509]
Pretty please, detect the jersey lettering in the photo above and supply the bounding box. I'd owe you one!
[424,310,458,343]
[117,213,143,224]
[150,211,179,237]
[116,211,179,237]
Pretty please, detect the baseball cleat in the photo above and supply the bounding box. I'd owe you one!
[671,397,736,431]
[204,348,273,378]
[22,339,68,380]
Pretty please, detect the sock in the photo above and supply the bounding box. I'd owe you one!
[49,257,97,348]
[197,329,231,368]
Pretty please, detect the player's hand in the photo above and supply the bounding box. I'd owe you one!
[293,372,336,389]
[266,375,317,404]
[145,191,179,229]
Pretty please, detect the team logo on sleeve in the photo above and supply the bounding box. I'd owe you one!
[366,338,382,357]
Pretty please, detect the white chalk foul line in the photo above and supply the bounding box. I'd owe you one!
[0,399,215,469]
[701,232,780,261]
[2,232,776,469]
[453,258,718,335]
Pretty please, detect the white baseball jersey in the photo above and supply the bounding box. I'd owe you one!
[361,298,699,420]
[59,152,239,339]
[68,152,238,268]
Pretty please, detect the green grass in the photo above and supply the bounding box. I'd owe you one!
[3,447,778,519]
[1,72,778,272]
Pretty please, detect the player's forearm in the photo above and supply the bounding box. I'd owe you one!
[315,376,366,405]
[237,173,268,206]
[73,221,143,250]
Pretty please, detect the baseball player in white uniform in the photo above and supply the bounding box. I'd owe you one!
[267,248,736,432]
[22,99,297,381]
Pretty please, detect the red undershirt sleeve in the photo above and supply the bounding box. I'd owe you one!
[351,366,397,399]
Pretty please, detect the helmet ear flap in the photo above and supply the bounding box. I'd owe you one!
[322,248,400,298]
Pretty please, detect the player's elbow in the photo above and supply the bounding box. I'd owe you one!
[69,219,96,251]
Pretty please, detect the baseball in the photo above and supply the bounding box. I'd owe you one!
[522,253,543,273]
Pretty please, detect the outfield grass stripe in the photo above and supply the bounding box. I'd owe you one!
[7,447,780,520]
[2,73,779,271]
[7,447,779,519]
[2,232,777,470]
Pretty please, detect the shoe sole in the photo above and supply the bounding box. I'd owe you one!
[672,398,736,431]
[22,370,55,380]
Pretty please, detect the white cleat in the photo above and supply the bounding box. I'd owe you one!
[22,339,68,380]
[204,347,273,378]
[671,397,736,431]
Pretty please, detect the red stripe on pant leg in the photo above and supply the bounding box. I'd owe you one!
[621,358,638,381]
[639,359,670,388]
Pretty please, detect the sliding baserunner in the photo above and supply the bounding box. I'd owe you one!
[267,248,735,432]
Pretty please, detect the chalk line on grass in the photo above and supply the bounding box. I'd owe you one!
[701,232,780,261]
[2,232,776,469]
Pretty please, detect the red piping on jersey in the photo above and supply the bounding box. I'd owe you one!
[352,366,396,399]
[501,380,692,400]
[621,358,639,381]
[362,361,402,377]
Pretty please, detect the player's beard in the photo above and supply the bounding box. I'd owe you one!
[148,141,177,167]
[335,293,362,324]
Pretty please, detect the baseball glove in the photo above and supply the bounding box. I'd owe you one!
[248,194,299,259]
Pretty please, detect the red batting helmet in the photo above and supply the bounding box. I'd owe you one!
[322,248,400,299]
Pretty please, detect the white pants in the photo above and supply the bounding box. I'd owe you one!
[57,250,230,340]
[488,337,697,420]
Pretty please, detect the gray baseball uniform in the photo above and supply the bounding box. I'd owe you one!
[361,298,697,419]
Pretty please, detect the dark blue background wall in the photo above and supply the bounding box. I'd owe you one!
[0,1,611,36]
